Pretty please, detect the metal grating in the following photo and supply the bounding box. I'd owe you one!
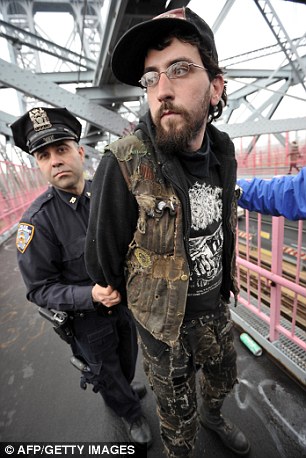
[230,302,306,386]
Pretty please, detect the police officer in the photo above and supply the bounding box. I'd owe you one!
[12,107,152,446]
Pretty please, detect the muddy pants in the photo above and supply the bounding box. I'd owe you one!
[137,304,237,457]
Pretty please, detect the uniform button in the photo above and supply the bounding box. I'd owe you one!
[181,274,188,281]
[108,310,112,315]
[79,313,84,318]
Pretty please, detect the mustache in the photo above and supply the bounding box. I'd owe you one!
[158,102,185,119]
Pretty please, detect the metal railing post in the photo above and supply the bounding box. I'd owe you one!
[269,216,285,341]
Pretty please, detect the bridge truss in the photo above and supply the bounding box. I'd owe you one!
[0,0,305,164]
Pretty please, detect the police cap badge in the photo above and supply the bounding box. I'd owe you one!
[11,107,82,155]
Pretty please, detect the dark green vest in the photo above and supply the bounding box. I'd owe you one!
[108,133,189,345]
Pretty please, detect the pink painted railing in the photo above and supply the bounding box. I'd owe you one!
[237,138,306,178]
[0,160,47,237]
[236,211,306,354]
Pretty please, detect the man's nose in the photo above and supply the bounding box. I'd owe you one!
[157,72,175,102]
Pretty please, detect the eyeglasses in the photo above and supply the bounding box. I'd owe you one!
[139,61,206,88]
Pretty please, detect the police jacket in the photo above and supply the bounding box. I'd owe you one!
[85,113,239,345]
[16,181,95,312]
[238,168,306,220]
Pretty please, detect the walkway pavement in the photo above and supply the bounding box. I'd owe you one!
[0,234,305,458]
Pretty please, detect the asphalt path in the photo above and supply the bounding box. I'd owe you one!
[0,234,305,458]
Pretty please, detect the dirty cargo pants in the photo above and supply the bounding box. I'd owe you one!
[137,304,237,458]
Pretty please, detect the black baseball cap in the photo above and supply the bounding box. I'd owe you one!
[11,107,82,155]
[111,7,218,87]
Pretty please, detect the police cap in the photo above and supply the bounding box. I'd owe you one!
[11,107,82,155]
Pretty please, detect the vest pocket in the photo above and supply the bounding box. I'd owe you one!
[135,194,177,252]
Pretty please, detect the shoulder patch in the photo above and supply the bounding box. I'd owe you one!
[16,223,35,253]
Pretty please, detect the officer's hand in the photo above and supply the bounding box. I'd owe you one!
[92,284,121,307]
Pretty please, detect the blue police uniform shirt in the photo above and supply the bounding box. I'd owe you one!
[16,180,95,312]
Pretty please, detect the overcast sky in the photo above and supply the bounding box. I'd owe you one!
[188,0,306,120]
[188,0,305,61]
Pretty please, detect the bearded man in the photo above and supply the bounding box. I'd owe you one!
[85,7,250,458]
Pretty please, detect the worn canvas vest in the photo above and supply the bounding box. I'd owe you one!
[107,133,190,345]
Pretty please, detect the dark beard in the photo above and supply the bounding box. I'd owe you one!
[154,91,211,156]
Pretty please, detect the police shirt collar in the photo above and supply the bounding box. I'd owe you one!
[54,182,91,209]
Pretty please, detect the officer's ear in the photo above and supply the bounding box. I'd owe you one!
[78,145,86,162]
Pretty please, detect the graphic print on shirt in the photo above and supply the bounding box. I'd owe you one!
[188,182,223,296]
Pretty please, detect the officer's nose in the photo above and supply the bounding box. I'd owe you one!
[50,152,63,167]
